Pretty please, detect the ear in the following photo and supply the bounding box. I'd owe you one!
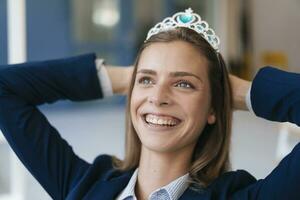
[207,110,216,125]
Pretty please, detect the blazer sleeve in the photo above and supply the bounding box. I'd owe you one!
[251,66,300,125]
[0,53,103,199]
[232,66,300,199]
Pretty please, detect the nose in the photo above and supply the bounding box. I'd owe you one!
[147,83,172,106]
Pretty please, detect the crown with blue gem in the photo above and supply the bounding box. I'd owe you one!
[146,8,220,52]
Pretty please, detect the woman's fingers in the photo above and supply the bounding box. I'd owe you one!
[229,74,251,111]
[106,65,134,95]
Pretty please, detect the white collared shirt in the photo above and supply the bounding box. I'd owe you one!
[116,168,190,200]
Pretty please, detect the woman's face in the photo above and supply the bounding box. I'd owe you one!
[130,41,216,153]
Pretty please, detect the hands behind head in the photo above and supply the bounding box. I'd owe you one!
[229,75,251,111]
[106,65,133,95]
[108,65,251,111]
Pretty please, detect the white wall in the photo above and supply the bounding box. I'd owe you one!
[231,111,280,178]
[26,97,127,199]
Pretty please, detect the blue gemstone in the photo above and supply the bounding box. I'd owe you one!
[197,25,204,31]
[179,14,193,23]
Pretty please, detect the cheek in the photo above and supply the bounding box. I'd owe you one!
[130,92,137,120]
[184,94,210,113]
[183,93,212,127]
[130,88,145,120]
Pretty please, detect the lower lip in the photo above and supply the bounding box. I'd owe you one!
[141,116,181,131]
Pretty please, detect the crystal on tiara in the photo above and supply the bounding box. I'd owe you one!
[145,8,220,52]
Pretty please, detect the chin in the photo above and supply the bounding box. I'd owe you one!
[141,142,177,153]
[138,132,185,154]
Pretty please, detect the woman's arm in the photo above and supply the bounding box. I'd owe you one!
[230,67,300,125]
[229,74,251,111]
[231,67,300,199]
[0,54,103,199]
[250,67,300,125]
[105,65,133,95]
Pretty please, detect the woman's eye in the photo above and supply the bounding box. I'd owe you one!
[175,81,194,89]
[138,77,154,85]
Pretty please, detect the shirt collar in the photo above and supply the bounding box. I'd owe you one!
[117,168,139,200]
[159,173,190,200]
[116,168,190,200]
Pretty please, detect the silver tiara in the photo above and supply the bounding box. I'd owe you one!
[145,8,220,52]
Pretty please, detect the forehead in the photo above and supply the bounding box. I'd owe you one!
[137,41,208,76]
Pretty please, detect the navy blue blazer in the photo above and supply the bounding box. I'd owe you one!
[0,54,299,200]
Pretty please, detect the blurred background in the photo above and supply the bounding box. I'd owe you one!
[0,0,300,199]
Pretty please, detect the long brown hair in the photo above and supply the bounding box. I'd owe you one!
[112,27,233,188]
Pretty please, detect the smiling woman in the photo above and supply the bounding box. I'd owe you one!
[1,7,300,200]
[112,27,232,198]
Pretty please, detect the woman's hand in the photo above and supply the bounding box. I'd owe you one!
[106,65,134,95]
[229,74,251,111]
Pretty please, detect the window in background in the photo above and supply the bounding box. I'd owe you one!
[71,0,135,65]
[70,0,216,65]
[72,0,120,43]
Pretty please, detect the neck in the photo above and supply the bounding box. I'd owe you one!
[135,145,194,200]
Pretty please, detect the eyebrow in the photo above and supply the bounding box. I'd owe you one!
[137,69,203,82]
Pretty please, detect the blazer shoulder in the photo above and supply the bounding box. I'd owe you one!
[208,170,257,196]
[91,154,114,174]
[88,154,129,181]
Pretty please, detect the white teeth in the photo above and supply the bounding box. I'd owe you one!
[157,119,163,125]
[145,114,179,126]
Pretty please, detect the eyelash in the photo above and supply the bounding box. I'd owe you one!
[138,76,154,85]
[176,80,194,89]
[137,76,195,89]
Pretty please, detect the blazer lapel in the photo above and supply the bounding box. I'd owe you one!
[92,170,134,200]
[178,187,207,200]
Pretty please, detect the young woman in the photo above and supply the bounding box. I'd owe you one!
[0,8,299,200]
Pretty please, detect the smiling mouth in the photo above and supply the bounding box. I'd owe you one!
[142,114,182,127]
